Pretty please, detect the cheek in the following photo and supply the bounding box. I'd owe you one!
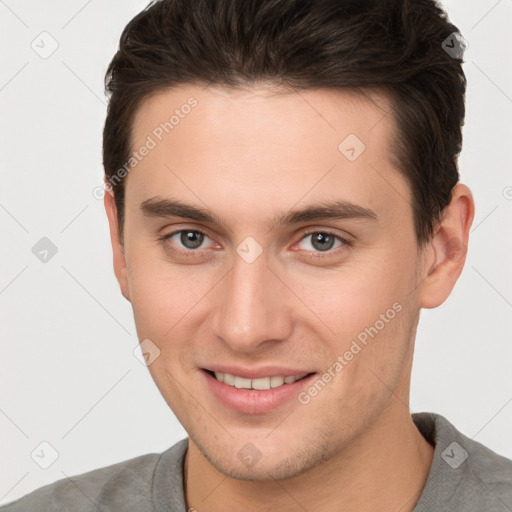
[307,299,415,432]
[127,270,173,340]
[312,246,418,386]
[125,242,204,336]
[314,253,414,335]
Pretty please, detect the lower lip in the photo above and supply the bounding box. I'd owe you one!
[202,370,316,414]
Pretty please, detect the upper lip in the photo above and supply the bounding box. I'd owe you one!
[203,365,315,379]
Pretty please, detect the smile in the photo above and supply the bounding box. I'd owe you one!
[202,369,316,414]
[211,371,309,390]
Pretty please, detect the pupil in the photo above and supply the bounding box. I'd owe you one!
[181,231,203,249]
[312,233,334,251]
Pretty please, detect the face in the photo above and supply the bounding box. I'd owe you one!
[108,84,432,480]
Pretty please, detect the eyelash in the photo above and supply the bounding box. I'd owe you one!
[157,228,351,261]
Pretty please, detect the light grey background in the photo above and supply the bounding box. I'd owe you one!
[0,0,511,504]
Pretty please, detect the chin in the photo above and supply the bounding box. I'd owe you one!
[193,432,335,482]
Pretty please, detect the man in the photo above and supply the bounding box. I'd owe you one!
[2,0,511,510]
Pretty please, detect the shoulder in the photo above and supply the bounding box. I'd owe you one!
[413,412,512,511]
[0,439,188,512]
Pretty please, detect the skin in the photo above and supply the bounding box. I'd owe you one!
[104,83,474,512]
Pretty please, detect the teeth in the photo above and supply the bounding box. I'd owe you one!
[223,373,235,386]
[234,376,252,389]
[270,376,285,388]
[252,377,271,390]
[213,371,307,390]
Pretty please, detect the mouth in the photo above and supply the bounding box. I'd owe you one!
[201,368,317,414]
[204,369,313,390]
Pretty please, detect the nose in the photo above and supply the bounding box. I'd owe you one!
[212,249,293,353]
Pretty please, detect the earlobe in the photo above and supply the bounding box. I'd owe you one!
[419,183,475,309]
[104,188,131,302]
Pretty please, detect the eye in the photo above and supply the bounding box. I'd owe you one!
[297,231,347,254]
[160,229,214,252]
[158,228,350,260]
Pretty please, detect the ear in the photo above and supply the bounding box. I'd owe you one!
[419,183,475,309]
[104,187,131,302]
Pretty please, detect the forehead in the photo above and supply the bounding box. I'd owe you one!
[125,84,410,232]
[132,84,394,153]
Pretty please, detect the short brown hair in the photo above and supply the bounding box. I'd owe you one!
[103,0,466,245]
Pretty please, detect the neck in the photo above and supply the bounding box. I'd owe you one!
[184,399,434,512]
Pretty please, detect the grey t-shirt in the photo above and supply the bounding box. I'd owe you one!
[2,412,511,511]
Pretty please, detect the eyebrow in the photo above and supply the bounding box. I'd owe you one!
[140,197,378,230]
